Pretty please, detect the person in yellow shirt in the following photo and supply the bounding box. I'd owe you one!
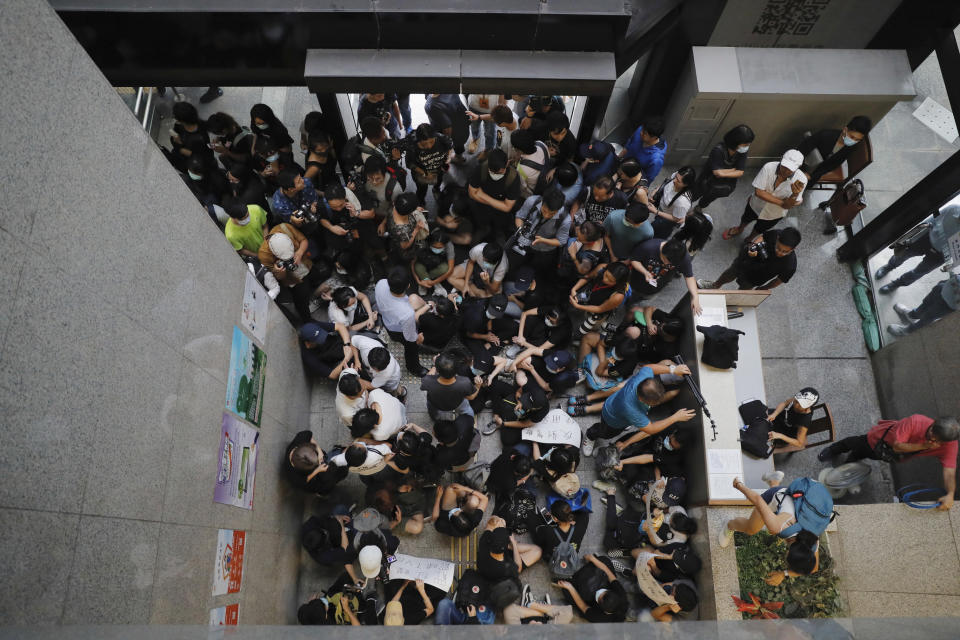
[224,201,269,258]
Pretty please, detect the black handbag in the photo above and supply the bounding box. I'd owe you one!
[697,325,745,369]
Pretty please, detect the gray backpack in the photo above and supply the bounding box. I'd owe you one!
[549,525,582,579]
[595,445,620,482]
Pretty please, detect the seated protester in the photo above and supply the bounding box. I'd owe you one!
[478,517,542,587]
[697,227,801,291]
[431,483,489,538]
[406,123,453,205]
[645,503,699,549]
[487,450,535,501]
[512,305,573,361]
[616,425,698,486]
[501,266,543,319]
[696,124,753,209]
[557,221,608,291]
[421,351,478,420]
[630,237,703,316]
[285,430,348,496]
[672,206,714,257]
[417,295,460,352]
[329,441,401,486]
[766,387,820,453]
[413,228,456,295]
[532,440,580,486]
[488,372,550,447]
[570,363,695,456]
[571,176,629,226]
[603,202,654,263]
[332,249,373,292]
[329,285,378,333]
[390,423,438,482]
[350,388,407,441]
[298,577,366,626]
[463,349,510,414]
[508,188,571,279]
[435,188,474,246]
[515,348,578,396]
[436,569,496,625]
[579,140,619,187]
[578,331,641,393]
[649,166,696,239]
[554,161,584,211]
[620,116,667,184]
[303,130,339,191]
[459,294,516,356]
[359,154,403,221]
[569,261,631,336]
[380,192,429,266]
[321,182,375,255]
[298,595,335,626]
[637,578,699,622]
[351,335,404,398]
[259,223,325,323]
[299,321,359,381]
[382,579,445,626]
[273,169,321,225]
[206,111,252,167]
[225,160,270,212]
[374,267,429,377]
[613,158,650,205]
[433,414,480,471]
[630,546,702,608]
[798,115,872,188]
[630,306,684,362]
[302,513,363,584]
[335,368,369,427]
[722,149,807,239]
[533,500,589,562]
[467,148,521,241]
[510,129,550,200]
[183,156,229,208]
[554,554,628,622]
[224,200,270,260]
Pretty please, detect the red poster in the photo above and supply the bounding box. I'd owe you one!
[213,529,246,595]
[210,603,239,626]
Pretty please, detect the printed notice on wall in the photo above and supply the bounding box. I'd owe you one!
[213,529,246,595]
[388,554,456,591]
[521,409,582,447]
[215,413,259,510]
[226,326,266,426]
[209,603,239,626]
[241,270,269,345]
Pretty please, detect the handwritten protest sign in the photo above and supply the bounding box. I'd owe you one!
[388,554,456,591]
[521,409,583,447]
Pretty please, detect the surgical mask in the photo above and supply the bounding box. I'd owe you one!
[595,588,609,602]
[485,310,498,320]
[336,266,348,275]
[737,145,750,153]
[514,405,524,417]
[187,171,203,181]
[488,171,505,181]
[842,135,858,147]
[431,246,446,254]
[234,216,251,226]
[448,507,462,519]
[663,436,674,451]
[470,366,484,376]
[607,348,617,360]
[256,122,269,130]
[622,217,637,228]
[481,261,494,270]
[344,303,357,312]
[545,318,558,327]
[265,153,279,162]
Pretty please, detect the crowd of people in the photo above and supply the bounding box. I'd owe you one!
[160,92,958,626]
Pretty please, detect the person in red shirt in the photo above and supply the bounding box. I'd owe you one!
[818,415,959,510]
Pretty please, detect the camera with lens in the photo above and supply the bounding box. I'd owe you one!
[291,207,317,225]
[576,289,590,304]
[512,221,534,256]
[749,241,769,260]
[600,321,620,346]
[275,258,296,271]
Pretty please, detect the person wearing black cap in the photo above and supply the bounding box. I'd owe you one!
[514,348,578,396]
[298,321,360,380]
[579,139,619,187]
[554,553,628,622]
[488,371,550,446]
[502,266,542,319]
[460,293,516,356]
[478,516,543,584]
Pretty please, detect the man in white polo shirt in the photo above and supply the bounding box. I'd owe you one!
[722,149,807,240]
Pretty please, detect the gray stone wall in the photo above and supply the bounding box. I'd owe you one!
[0,0,309,624]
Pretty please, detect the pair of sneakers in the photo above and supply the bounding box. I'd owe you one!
[520,583,551,609]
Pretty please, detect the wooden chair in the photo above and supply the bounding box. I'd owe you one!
[802,402,836,448]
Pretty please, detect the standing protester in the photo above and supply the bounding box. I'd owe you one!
[426,94,470,164]
[468,149,522,241]
[406,124,453,206]
[722,150,807,239]
[696,125,754,209]
[875,204,960,294]
[603,203,654,263]
[509,189,570,279]
[374,267,429,377]
[649,167,696,239]
[571,177,629,226]
[620,116,667,184]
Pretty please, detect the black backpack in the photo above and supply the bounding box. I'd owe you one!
[455,569,489,607]
[697,324,745,369]
[738,400,772,459]
[488,578,521,610]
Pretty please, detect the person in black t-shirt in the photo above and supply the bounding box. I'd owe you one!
[630,238,702,315]
[512,305,572,361]
[515,348,578,396]
[381,579,445,625]
[433,415,478,471]
[488,375,550,447]
[698,227,801,291]
[358,93,401,139]
[571,176,629,225]
[533,500,588,559]
[406,124,454,205]
[545,111,577,164]
[696,124,753,209]
[418,296,460,352]
[468,149,523,242]
[554,554,628,623]
[768,387,819,453]
[431,483,488,537]
[477,518,543,583]
[615,425,696,484]
[285,430,349,496]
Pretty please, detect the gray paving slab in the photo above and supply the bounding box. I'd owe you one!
[62,516,161,624]
[0,509,79,625]
[239,531,301,625]
[149,523,219,624]
[0,226,24,352]
[248,415,307,535]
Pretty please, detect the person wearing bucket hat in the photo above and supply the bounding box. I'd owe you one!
[722,149,807,239]
[767,387,820,453]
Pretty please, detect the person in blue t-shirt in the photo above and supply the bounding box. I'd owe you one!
[620,117,668,184]
[567,362,696,456]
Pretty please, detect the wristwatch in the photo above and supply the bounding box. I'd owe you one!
[668,364,677,374]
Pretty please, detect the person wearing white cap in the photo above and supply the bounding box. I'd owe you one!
[721,149,807,240]
[358,545,383,582]
[767,387,820,453]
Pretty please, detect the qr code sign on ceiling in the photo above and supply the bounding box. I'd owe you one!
[752,0,831,36]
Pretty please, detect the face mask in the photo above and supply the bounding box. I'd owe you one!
[488,171,505,181]
[265,153,279,163]
[545,318,558,327]
[431,246,446,254]
[256,122,269,130]
[663,436,674,451]
[737,145,750,153]
[607,348,617,360]
[514,405,524,417]
[485,310,497,320]
[234,216,251,226]
[481,261,494,270]
[622,217,637,228]
[595,588,609,602]
[336,266,348,275]
[187,171,203,181]
[448,507,462,519]
[842,135,858,147]
[344,303,357,312]
[470,366,484,376]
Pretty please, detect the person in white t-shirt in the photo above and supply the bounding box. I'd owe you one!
[447,242,509,298]
[649,167,696,239]
[468,103,517,161]
[465,94,504,156]
[350,389,407,441]
[723,149,807,240]
[351,334,404,398]
[335,368,369,426]
[329,441,394,477]
[328,285,377,333]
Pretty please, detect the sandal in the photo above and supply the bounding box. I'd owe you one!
[566,395,588,407]
[566,405,587,417]
[721,227,742,240]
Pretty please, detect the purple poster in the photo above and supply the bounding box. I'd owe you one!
[215,412,259,510]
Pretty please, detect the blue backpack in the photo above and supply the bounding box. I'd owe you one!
[777,477,836,539]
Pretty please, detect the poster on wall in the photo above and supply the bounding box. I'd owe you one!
[225,325,266,426]
[241,270,269,345]
[215,413,259,510]
[209,603,239,626]
[212,529,246,595]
